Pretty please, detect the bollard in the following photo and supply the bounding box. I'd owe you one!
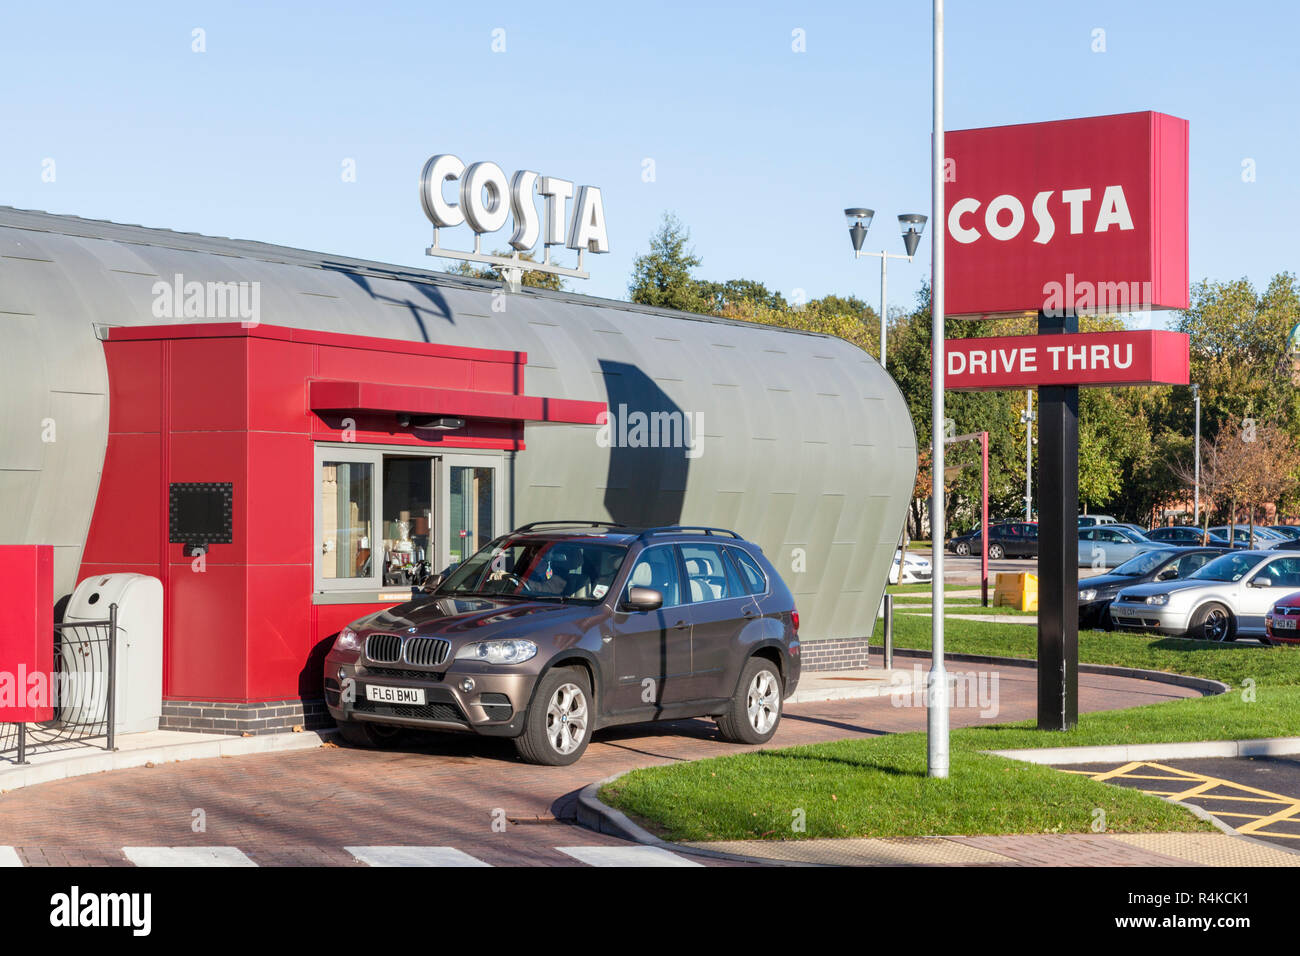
[883,594,894,671]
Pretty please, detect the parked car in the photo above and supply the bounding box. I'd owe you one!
[1208,525,1286,549]
[946,522,1038,559]
[1078,525,1166,568]
[1268,525,1300,541]
[324,522,800,765]
[891,549,932,584]
[1078,547,1227,630]
[1078,514,1118,527]
[1110,550,1300,641]
[1265,591,1300,645]
[1111,523,1156,539]
[1145,526,1236,548]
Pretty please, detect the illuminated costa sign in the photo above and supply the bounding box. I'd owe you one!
[420,154,608,285]
[943,111,1189,318]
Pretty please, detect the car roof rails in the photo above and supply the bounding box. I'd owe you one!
[637,526,742,540]
[513,520,629,534]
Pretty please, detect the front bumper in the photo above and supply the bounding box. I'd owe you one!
[1106,601,1192,635]
[1077,599,1113,630]
[324,649,536,737]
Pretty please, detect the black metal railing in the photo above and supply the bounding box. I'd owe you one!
[0,603,118,765]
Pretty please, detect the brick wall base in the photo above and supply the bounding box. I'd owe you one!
[160,698,332,736]
[800,637,874,672]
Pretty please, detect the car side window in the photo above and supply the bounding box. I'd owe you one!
[1023,524,1038,539]
[1180,554,1216,574]
[1261,557,1300,587]
[624,546,683,608]
[729,547,769,596]
[680,543,742,603]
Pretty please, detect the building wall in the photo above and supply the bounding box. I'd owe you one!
[0,208,917,646]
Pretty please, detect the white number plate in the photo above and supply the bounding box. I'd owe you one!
[1274,617,1297,630]
[365,684,426,705]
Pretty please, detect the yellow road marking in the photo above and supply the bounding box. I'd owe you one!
[1079,760,1300,840]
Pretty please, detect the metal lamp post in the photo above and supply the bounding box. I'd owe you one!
[927,0,948,779]
[844,209,927,371]
[1021,390,1035,521]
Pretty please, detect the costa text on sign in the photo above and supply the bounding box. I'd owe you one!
[943,111,1189,318]
[943,330,1190,391]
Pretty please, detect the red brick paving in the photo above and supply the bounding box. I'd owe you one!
[0,655,1199,866]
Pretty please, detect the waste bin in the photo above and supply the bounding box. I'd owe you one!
[60,574,163,734]
[993,571,1038,613]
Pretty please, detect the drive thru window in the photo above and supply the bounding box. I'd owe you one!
[314,446,505,592]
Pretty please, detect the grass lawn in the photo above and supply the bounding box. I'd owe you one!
[599,615,1300,842]
[601,732,1214,842]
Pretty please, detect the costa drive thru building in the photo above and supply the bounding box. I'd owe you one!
[0,205,916,733]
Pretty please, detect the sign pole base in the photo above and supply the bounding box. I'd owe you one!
[1036,310,1079,730]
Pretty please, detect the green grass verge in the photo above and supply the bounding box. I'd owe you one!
[599,614,1300,842]
[600,731,1213,842]
[873,612,1300,687]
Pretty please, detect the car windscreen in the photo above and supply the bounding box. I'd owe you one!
[1110,550,1176,577]
[1187,552,1262,582]
[434,536,628,603]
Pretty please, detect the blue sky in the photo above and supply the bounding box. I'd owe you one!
[2,1,1295,312]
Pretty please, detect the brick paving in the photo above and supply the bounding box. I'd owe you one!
[0,654,1202,866]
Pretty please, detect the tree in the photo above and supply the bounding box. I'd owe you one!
[627,213,710,313]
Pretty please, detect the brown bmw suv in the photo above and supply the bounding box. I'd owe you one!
[324,522,801,765]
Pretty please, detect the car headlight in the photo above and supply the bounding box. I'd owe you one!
[335,626,361,652]
[455,639,538,665]
[1079,589,1097,602]
[1144,594,1170,606]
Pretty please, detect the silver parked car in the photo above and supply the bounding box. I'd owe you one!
[1078,525,1166,569]
[1108,550,1300,641]
[1208,526,1285,549]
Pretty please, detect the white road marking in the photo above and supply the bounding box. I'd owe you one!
[557,846,702,867]
[345,846,492,867]
[0,847,22,867]
[123,846,258,867]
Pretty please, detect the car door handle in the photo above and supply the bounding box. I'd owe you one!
[673,620,688,630]
[742,607,757,618]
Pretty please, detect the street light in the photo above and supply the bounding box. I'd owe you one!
[1021,391,1035,521]
[844,208,927,370]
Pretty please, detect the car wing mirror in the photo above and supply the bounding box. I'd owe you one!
[621,587,664,612]
[422,571,447,592]
[1252,577,1273,588]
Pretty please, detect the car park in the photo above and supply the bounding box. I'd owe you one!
[324,522,800,765]
[947,521,1038,559]
[1078,547,1226,630]
[1077,525,1166,568]
[1109,550,1300,641]
[1269,525,1300,541]
[1145,526,1236,548]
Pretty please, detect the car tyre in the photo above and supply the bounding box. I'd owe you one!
[334,718,404,749]
[988,544,1004,560]
[716,657,783,745]
[1190,602,1235,643]
[955,541,971,556]
[514,666,593,766]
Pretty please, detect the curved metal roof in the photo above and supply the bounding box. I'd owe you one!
[0,206,917,644]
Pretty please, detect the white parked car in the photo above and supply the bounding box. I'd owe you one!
[891,549,932,584]
[1109,550,1300,642]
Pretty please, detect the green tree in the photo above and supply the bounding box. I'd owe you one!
[628,213,710,312]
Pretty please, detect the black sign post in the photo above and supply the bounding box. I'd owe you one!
[1035,309,1079,730]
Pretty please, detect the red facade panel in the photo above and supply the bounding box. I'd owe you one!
[0,545,55,722]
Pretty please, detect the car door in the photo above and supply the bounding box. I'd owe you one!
[1020,523,1038,558]
[678,542,758,701]
[608,544,694,713]
[1240,556,1300,634]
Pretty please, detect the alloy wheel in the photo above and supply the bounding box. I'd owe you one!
[545,682,588,755]
[746,670,780,735]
